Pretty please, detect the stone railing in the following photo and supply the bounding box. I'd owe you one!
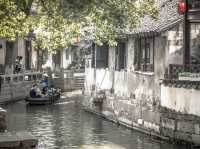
[0,72,42,84]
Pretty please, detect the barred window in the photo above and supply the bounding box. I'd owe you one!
[92,43,109,68]
[115,42,127,70]
[188,0,200,10]
[134,38,154,72]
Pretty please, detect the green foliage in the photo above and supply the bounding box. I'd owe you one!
[0,0,158,51]
[0,0,27,40]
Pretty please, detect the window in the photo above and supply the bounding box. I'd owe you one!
[134,38,154,72]
[188,0,200,10]
[115,42,127,70]
[190,23,200,64]
[187,0,200,21]
[66,48,70,60]
[92,44,109,68]
[42,50,48,64]
[25,40,31,70]
[5,41,14,66]
[184,0,200,64]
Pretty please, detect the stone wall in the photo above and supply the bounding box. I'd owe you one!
[83,92,200,145]
[53,70,85,91]
[160,107,200,145]
[83,94,162,138]
[0,73,42,104]
[53,77,75,91]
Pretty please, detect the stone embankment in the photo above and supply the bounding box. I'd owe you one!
[0,107,38,149]
[83,92,200,147]
[53,70,85,92]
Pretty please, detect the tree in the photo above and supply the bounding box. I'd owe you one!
[0,0,158,51]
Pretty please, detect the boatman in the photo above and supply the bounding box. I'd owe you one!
[41,73,49,95]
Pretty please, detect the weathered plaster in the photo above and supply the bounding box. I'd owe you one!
[42,52,53,69]
[166,23,184,65]
[161,85,200,116]
[31,48,38,69]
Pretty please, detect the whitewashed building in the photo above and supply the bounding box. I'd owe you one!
[83,0,200,145]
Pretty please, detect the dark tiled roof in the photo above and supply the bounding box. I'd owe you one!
[127,0,183,36]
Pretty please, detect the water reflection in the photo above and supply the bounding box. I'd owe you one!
[4,99,187,149]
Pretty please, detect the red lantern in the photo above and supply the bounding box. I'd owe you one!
[177,1,187,14]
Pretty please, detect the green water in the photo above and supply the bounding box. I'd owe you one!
[4,98,188,149]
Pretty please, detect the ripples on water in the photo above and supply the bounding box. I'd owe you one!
[4,99,187,149]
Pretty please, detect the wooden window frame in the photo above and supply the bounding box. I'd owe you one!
[188,0,200,12]
[184,0,200,65]
[92,43,109,69]
[115,42,127,71]
[136,37,154,72]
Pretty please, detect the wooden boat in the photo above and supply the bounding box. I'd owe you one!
[26,92,60,105]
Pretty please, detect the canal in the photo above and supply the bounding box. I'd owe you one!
[4,98,187,149]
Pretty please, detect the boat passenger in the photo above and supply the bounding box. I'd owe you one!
[30,84,42,98]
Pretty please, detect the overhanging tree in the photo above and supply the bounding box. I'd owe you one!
[0,0,158,51]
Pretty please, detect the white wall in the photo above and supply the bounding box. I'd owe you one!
[17,38,25,67]
[166,23,183,65]
[161,85,200,116]
[31,48,38,69]
[127,38,135,72]
[84,68,112,94]
[61,48,72,69]
[42,52,53,69]
[85,40,157,103]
